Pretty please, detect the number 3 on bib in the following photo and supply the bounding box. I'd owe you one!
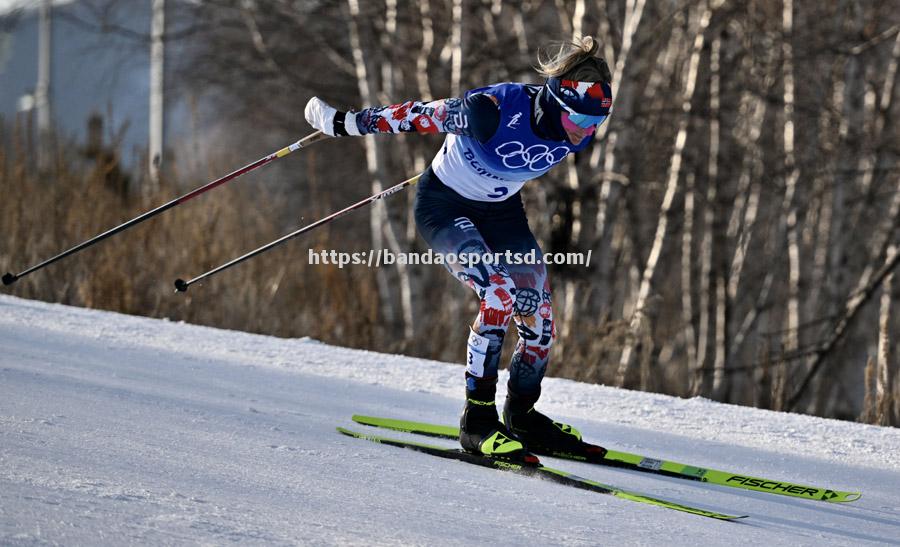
[487,186,509,199]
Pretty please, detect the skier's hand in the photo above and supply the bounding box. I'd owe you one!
[305,97,342,136]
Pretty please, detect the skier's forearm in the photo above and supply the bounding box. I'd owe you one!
[341,94,499,142]
[345,98,463,136]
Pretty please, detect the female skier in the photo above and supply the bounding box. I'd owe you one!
[305,37,612,460]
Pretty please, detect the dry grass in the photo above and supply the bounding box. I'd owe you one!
[0,120,381,352]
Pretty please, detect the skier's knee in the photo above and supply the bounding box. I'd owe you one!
[513,289,555,349]
[478,281,516,329]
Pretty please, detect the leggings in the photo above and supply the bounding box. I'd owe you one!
[414,166,554,396]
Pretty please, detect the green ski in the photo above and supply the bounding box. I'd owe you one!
[351,414,861,503]
[338,427,746,521]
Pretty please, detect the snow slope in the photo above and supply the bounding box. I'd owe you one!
[1,294,899,546]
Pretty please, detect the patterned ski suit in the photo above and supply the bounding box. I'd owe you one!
[343,81,602,395]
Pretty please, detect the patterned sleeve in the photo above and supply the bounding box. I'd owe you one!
[337,93,500,143]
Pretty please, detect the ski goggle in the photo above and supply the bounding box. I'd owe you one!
[546,85,610,129]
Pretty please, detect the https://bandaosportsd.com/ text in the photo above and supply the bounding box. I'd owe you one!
[308,248,592,269]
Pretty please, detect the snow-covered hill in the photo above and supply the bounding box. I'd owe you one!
[1,294,898,545]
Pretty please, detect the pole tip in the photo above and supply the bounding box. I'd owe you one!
[2,272,17,286]
[174,278,189,292]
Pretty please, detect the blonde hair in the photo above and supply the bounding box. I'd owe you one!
[536,36,611,82]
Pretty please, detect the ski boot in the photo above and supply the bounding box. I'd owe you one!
[502,387,584,455]
[459,376,529,461]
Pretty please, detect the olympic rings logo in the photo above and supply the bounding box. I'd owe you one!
[494,141,570,172]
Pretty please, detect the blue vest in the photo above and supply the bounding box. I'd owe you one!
[431,83,593,202]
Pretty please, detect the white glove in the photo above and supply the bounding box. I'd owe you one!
[305,96,339,136]
[305,97,361,137]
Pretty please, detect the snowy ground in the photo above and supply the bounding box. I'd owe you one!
[1,294,899,546]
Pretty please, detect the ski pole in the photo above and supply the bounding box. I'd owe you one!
[2,131,330,286]
[174,173,421,292]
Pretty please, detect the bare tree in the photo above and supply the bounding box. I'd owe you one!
[589,0,646,323]
[772,0,803,410]
[617,0,720,386]
[36,0,52,169]
[346,0,413,343]
[789,23,900,411]
[148,0,165,188]
[875,244,896,425]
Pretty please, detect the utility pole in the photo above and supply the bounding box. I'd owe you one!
[149,0,165,189]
